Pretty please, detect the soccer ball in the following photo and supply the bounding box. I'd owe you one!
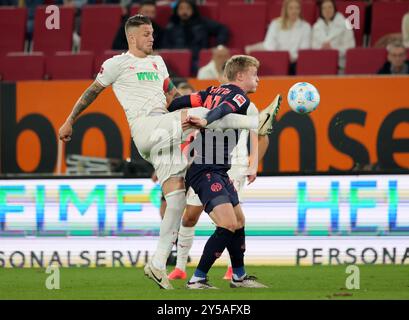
[287,82,320,114]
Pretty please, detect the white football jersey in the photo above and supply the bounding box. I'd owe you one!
[96,52,169,130]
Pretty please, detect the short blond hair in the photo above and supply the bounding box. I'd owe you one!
[279,0,302,30]
[224,55,260,81]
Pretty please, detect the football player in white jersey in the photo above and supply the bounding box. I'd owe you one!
[58,15,266,290]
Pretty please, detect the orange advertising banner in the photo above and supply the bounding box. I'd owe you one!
[1,76,408,174]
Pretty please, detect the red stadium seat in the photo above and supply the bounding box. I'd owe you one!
[0,55,5,80]
[46,51,94,80]
[2,52,45,81]
[251,51,290,76]
[297,49,339,75]
[345,47,387,74]
[157,49,192,77]
[94,50,124,77]
[131,4,173,28]
[335,1,366,47]
[130,4,140,16]
[0,7,27,56]
[267,0,317,26]
[80,5,123,53]
[32,6,75,55]
[198,48,242,68]
[198,3,220,21]
[371,2,409,46]
[220,3,268,50]
[152,4,173,28]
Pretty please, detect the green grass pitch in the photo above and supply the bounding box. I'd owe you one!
[0,265,408,300]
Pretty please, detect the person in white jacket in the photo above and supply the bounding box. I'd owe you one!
[312,0,355,70]
[246,0,311,74]
[197,45,231,80]
[402,11,409,48]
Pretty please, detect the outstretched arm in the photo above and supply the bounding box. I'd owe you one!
[59,80,105,142]
[163,78,181,106]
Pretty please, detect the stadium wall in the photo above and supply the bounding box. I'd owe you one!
[0,76,408,174]
[0,175,408,267]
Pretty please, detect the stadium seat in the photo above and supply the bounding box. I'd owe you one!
[344,47,387,74]
[198,48,242,68]
[130,4,140,16]
[0,7,27,56]
[46,52,94,80]
[2,52,45,81]
[297,49,339,75]
[94,50,124,77]
[131,4,173,28]
[32,6,75,55]
[335,1,366,47]
[157,49,192,77]
[198,3,220,21]
[80,5,123,53]
[251,51,290,76]
[220,3,268,50]
[0,55,4,80]
[267,0,317,26]
[371,2,409,46]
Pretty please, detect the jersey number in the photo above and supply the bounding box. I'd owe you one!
[203,95,221,110]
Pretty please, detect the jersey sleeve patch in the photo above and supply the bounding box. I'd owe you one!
[190,93,203,108]
[233,94,246,107]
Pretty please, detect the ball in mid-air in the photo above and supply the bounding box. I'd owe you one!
[287,82,320,114]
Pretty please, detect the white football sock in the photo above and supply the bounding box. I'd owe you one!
[152,189,186,270]
[190,275,206,283]
[176,225,195,272]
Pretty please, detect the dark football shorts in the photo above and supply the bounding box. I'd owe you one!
[189,170,239,214]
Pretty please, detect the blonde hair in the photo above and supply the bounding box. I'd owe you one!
[279,0,302,30]
[224,55,260,81]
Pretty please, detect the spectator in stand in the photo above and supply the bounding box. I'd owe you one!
[403,11,409,48]
[0,0,18,4]
[378,41,409,75]
[197,45,231,80]
[24,0,44,40]
[245,0,311,75]
[312,0,355,70]
[112,0,164,51]
[162,0,229,74]
[60,0,91,51]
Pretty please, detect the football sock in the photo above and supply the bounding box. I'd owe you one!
[152,189,186,270]
[195,227,234,277]
[176,225,195,272]
[190,269,207,283]
[227,227,246,278]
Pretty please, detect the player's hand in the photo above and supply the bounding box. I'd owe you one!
[247,173,257,185]
[322,42,332,49]
[151,172,158,183]
[59,121,73,142]
[182,117,194,131]
[187,116,207,128]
